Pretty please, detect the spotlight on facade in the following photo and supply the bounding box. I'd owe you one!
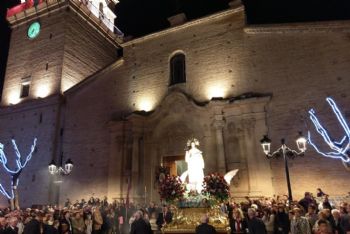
[139,99,153,112]
[37,85,50,98]
[207,86,225,100]
[8,92,20,105]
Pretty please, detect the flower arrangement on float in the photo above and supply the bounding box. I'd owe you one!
[158,175,186,203]
[201,173,230,202]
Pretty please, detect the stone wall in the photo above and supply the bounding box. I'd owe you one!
[1,6,350,206]
[65,7,350,201]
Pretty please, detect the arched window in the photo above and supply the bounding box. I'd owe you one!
[170,53,186,86]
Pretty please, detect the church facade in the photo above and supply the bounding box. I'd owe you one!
[1,0,350,207]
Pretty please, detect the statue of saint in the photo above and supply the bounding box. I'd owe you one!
[185,138,204,193]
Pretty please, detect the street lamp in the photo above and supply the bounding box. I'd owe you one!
[260,132,307,205]
[48,155,74,175]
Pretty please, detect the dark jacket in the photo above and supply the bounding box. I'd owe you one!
[43,224,59,234]
[195,223,216,234]
[5,226,18,234]
[156,212,172,228]
[247,217,267,234]
[229,218,248,234]
[24,219,41,234]
[130,219,152,234]
[274,212,290,234]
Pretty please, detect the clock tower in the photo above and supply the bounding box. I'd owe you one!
[2,0,122,105]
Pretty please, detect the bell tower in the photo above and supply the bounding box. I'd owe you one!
[2,0,122,106]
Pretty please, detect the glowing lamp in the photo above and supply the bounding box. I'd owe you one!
[260,135,271,155]
[48,160,57,175]
[64,158,73,174]
[296,131,307,152]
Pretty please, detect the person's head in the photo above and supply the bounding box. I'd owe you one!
[8,217,17,227]
[304,192,311,199]
[277,204,285,213]
[200,214,209,224]
[163,206,168,213]
[263,208,271,216]
[0,217,6,227]
[308,204,316,214]
[317,220,329,232]
[288,211,294,220]
[317,188,322,193]
[233,209,244,220]
[64,211,70,219]
[75,212,81,219]
[134,211,143,220]
[318,210,327,220]
[247,208,256,219]
[293,208,302,218]
[331,209,340,219]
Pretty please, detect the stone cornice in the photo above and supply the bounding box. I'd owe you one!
[122,5,245,47]
[244,20,350,34]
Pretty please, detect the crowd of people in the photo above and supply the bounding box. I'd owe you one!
[0,189,348,234]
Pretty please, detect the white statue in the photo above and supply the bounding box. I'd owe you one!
[185,138,204,193]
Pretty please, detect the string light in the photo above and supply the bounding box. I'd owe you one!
[308,97,350,163]
[0,138,37,199]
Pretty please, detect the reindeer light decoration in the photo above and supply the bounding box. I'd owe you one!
[0,138,37,207]
[308,97,350,168]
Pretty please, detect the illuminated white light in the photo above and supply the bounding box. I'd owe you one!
[36,85,50,98]
[8,92,20,105]
[207,85,225,99]
[138,99,153,112]
[0,138,37,199]
[308,97,350,163]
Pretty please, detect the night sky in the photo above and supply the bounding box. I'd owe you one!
[1,0,350,99]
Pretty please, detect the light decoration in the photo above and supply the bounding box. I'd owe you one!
[0,138,37,199]
[308,97,350,163]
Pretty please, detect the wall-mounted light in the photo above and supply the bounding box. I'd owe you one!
[138,98,154,112]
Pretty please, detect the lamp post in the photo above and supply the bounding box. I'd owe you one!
[260,132,307,205]
[48,153,73,176]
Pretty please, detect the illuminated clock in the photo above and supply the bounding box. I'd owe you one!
[27,22,41,39]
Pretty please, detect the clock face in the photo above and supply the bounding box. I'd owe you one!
[27,22,41,39]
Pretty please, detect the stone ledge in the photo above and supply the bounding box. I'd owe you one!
[244,20,350,34]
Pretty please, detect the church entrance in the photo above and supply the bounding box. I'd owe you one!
[163,155,186,177]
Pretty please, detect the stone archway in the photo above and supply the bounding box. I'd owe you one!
[107,91,275,202]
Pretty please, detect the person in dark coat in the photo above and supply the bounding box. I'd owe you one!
[247,208,267,234]
[195,215,216,234]
[0,217,7,234]
[130,211,152,234]
[298,192,313,213]
[5,217,18,234]
[274,205,290,234]
[229,209,248,234]
[156,206,172,230]
[24,213,42,234]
